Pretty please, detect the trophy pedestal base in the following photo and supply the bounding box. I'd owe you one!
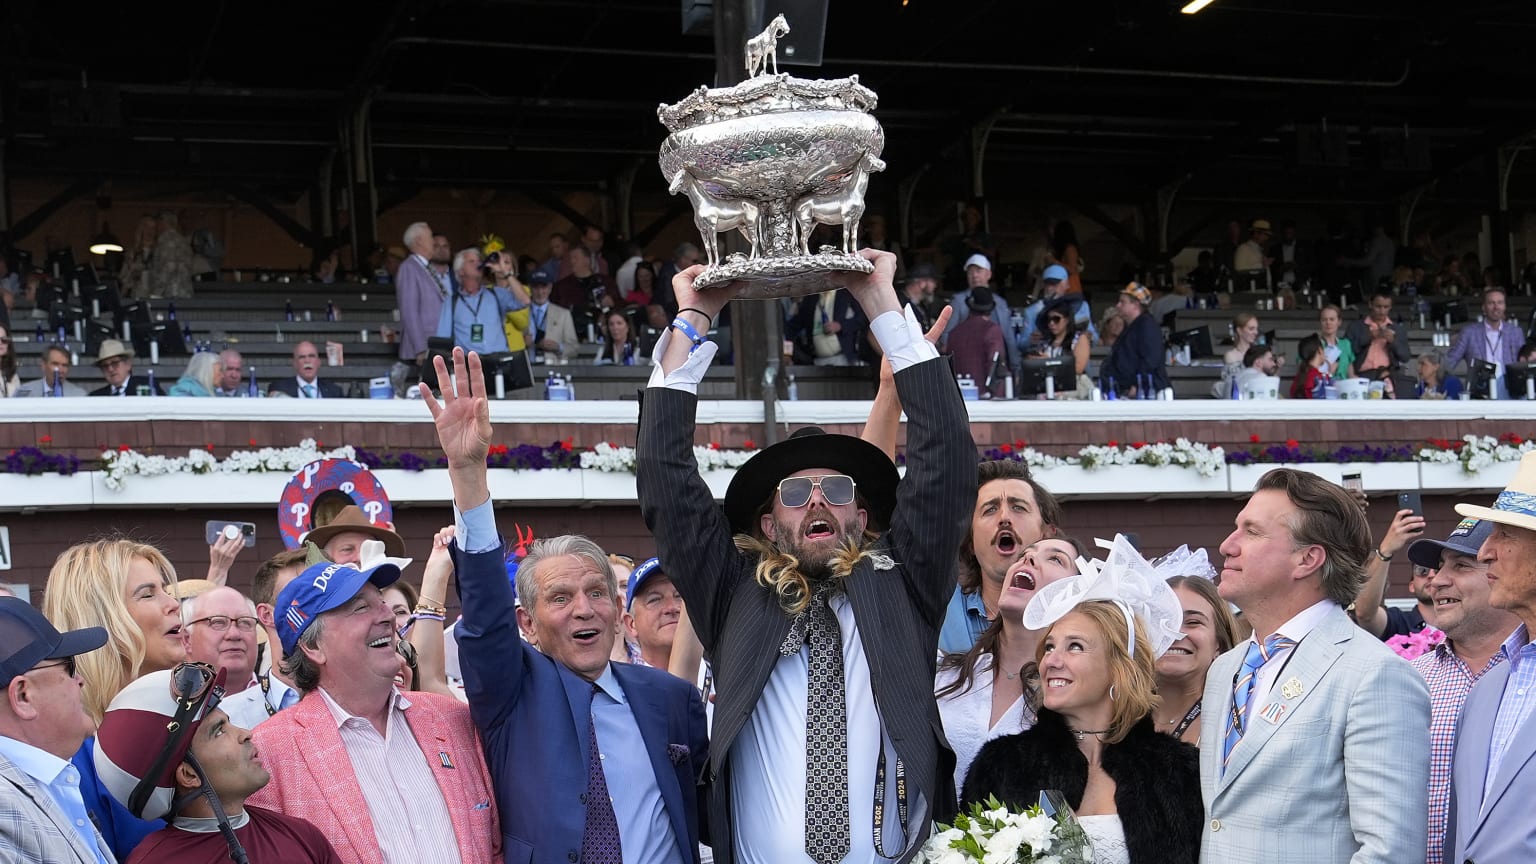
[695,250,874,299]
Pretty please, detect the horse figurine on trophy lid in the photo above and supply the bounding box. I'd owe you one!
[658,15,886,298]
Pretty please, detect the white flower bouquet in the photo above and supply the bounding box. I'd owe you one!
[918,794,1093,864]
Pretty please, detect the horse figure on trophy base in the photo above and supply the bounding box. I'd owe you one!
[792,153,886,257]
[669,170,763,267]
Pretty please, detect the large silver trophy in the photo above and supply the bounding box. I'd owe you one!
[658,15,884,298]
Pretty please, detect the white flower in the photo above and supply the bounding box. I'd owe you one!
[1015,812,1056,851]
[981,825,1024,864]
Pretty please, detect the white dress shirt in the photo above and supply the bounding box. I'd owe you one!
[1251,598,1337,702]
[317,688,463,864]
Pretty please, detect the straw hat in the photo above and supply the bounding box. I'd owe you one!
[1456,451,1536,533]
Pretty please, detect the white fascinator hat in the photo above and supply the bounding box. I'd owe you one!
[1022,534,1186,658]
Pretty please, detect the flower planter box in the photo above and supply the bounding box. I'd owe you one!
[0,473,95,510]
[1418,461,1520,494]
[1034,464,1227,498]
[1227,462,1419,494]
[490,469,582,504]
[91,471,290,507]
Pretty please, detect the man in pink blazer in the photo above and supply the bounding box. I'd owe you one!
[248,560,501,864]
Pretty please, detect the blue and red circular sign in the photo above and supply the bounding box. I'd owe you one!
[277,459,394,549]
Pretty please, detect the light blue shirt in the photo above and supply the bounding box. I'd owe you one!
[454,498,683,864]
[938,588,989,655]
[435,286,526,354]
[1485,624,1536,801]
[592,665,683,864]
[0,737,111,864]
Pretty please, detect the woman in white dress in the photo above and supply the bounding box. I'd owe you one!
[935,537,1085,797]
[960,536,1203,864]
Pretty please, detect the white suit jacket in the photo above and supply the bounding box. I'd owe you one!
[1443,657,1536,864]
[1199,603,1430,864]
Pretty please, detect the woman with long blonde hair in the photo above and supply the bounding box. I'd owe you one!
[44,538,185,860]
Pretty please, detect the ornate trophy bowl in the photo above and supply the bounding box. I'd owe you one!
[658,18,885,298]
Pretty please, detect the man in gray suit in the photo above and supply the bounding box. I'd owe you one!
[1443,450,1536,864]
[638,249,976,864]
[1201,468,1430,864]
[0,597,114,863]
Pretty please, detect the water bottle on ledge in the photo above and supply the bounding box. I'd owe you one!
[146,368,157,396]
[326,300,336,322]
[248,366,260,398]
[285,300,295,322]
[787,373,798,401]
[168,302,177,322]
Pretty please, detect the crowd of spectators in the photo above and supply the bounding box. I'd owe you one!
[4,253,1536,863]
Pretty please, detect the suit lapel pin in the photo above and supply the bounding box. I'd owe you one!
[439,751,456,769]
[1281,677,1304,700]
[869,553,895,571]
[1259,701,1288,725]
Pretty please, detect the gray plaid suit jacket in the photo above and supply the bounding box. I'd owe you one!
[0,752,114,863]
[1199,604,1430,864]
[637,357,976,864]
[1443,658,1536,864]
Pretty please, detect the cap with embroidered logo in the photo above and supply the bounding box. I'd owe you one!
[274,560,401,656]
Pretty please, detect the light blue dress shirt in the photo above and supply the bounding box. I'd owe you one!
[938,588,990,655]
[455,497,683,864]
[1485,624,1536,801]
[0,737,111,864]
[435,286,526,354]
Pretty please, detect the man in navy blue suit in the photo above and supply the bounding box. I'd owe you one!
[423,347,708,864]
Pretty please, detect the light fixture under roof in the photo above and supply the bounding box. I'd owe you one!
[89,224,123,255]
[1180,0,1217,13]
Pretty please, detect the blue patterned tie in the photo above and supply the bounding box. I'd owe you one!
[302,383,317,399]
[1222,634,1297,767]
[582,686,622,864]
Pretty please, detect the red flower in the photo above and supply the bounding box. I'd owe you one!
[1286,438,1299,449]
[1015,438,1028,448]
[1107,440,1119,448]
[315,441,323,449]
[1131,441,1146,449]
[708,442,720,450]
[248,438,258,447]
[742,439,756,449]
[38,435,52,445]
[1000,444,1014,454]
[205,443,215,452]
[1249,434,1261,444]
[559,438,573,452]
[117,444,131,452]
[488,444,509,457]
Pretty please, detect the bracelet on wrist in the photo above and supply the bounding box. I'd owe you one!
[414,600,447,616]
[669,317,706,350]
[410,611,447,624]
[677,306,712,322]
[1373,547,1393,562]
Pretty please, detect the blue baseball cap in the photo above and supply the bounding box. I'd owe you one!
[1408,517,1494,571]
[275,561,402,656]
[626,558,665,611]
[0,597,106,688]
[1042,264,1070,283]
[529,268,554,285]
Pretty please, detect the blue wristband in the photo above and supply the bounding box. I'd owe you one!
[670,317,706,349]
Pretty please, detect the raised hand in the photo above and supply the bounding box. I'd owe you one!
[420,348,492,472]
[671,264,735,322]
[843,248,899,320]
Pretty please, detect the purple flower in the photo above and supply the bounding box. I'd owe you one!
[3,448,81,477]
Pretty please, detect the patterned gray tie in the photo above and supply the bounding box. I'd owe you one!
[781,584,849,864]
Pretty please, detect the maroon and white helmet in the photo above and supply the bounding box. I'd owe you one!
[94,663,227,820]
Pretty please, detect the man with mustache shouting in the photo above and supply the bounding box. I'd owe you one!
[637,249,977,864]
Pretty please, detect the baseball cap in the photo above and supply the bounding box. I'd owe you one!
[963,254,992,271]
[0,597,106,688]
[1042,264,1070,283]
[626,558,665,611]
[529,269,554,285]
[1119,282,1152,305]
[1251,219,1273,233]
[275,561,402,656]
[1407,517,1494,571]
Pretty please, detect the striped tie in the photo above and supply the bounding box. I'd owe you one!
[1222,634,1297,767]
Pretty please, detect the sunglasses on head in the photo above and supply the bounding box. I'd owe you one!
[776,474,857,508]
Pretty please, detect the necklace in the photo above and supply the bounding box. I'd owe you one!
[1069,726,1110,742]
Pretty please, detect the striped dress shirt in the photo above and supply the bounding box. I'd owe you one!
[1484,625,1536,802]
[317,688,463,864]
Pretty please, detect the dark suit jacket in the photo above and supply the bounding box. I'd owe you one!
[636,357,977,864]
[88,375,165,396]
[266,377,346,399]
[452,543,708,864]
[789,291,869,363]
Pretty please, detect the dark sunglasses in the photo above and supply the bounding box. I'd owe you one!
[777,474,857,508]
[1047,315,1066,324]
[32,656,76,678]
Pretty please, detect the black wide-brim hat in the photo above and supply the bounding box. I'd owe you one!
[724,426,900,535]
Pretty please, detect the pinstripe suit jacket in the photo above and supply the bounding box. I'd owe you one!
[0,752,113,863]
[247,690,501,864]
[636,357,977,864]
[1443,659,1536,864]
[1199,604,1430,864]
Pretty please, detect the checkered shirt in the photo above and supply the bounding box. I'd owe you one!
[1412,640,1505,864]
